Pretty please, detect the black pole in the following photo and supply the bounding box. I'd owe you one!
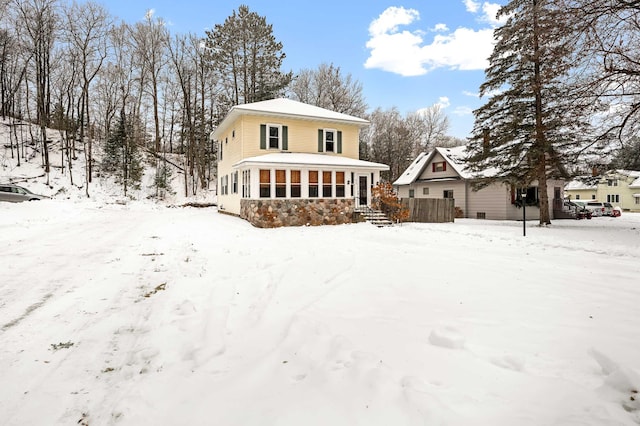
[522,189,526,236]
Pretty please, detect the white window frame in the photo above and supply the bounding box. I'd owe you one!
[267,124,282,150]
[323,129,337,153]
[242,170,251,198]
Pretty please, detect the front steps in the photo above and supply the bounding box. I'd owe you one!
[355,207,394,227]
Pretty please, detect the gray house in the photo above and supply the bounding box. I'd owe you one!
[393,146,565,220]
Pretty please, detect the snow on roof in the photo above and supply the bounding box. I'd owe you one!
[393,145,494,186]
[232,152,389,170]
[564,177,598,190]
[630,177,640,188]
[212,98,369,140]
[392,152,429,186]
[436,146,472,179]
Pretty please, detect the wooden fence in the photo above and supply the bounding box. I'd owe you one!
[401,198,455,223]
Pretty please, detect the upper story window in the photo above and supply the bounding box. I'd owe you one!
[260,124,288,150]
[432,161,447,172]
[607,179,618,187]
[318,129,342,153]
[268,125,280,149]
[325,130,335,152]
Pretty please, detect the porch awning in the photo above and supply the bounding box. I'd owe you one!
[232,152,389,171]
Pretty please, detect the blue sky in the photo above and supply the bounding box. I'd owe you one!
[98,0,507,139]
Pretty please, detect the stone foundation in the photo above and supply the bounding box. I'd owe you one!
[240,198,355,228]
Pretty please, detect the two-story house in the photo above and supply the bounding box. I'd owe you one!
[565,169,640,212]
[212,98,389,227]
[394,145,566,220]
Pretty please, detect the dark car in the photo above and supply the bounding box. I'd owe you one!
[0,184,49,203]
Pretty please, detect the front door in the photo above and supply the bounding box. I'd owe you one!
[358,175,368,206]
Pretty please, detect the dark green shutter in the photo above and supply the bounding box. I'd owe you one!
[337,131,342,154]
[282,126,288,150]
[318,129,323,152]
[260,124,266,149]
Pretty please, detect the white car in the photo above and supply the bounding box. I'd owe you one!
[572,200,605,217]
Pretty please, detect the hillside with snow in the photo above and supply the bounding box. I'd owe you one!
[1,118,640,425]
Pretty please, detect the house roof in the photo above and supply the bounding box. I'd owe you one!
[232,152,389,171]
[211,98,369,140]
[392,145,494,186]
[564,178,598,191]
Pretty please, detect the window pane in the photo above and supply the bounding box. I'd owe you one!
[269,126,279,149]
[325,131,334,152]
[291,170,301,198]
[260,169,270,198]
[309,170,318,197]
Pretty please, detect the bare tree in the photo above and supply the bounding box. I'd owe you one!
[131,9,168,154]
[405,104,450,156]
[14,0,58,184]
[365,107,414,182]
[570,0,640,145]
[63,0,111,194]
[288,62,367,116]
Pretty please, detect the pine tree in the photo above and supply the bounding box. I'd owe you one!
[102,108,143,195]
[204,5,292,106]
[466,0,592,225]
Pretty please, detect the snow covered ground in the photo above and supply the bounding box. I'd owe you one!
[1,198,639,425]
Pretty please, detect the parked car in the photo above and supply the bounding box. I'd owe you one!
[0,184,49,203]
[603,202,614,216]
[563,200,592,219]
[572,200,605,217]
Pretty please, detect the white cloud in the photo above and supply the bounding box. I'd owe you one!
[368,6,420,37]
[463,90,479,98]
[364,5,499,77]
[432,23,449,32]
[364,6,497,77]
[481,2,505,26]
[437,96,451,108]
[464,0,480,13]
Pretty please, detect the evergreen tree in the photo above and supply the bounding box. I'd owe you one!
[204,5,292,106]
[102,108,143,195]
[610,137,640,170]
[466,0,592,225]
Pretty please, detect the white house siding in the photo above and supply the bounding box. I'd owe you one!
[467,183,510,220]
[505,179,564,221]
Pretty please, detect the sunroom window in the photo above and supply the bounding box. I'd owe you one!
[291,170,301,198]
[323,171,332,197]
[260,169,270,198]
[309,171,319,198]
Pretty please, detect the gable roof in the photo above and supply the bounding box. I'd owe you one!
[393,145,494,186]
[564,178,598,191]
[212,98,369,140]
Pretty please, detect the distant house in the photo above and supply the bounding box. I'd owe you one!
[564,177,598,201]
[566,170,640,212]
[393,145,566,220]
[211,98,389,227]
